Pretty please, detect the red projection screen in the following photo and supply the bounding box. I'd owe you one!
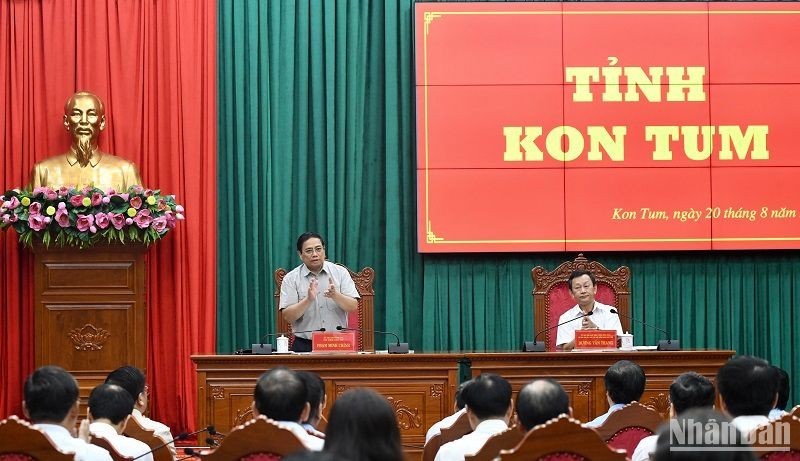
[415,2,800,252]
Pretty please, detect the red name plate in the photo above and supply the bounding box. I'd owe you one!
[575,330,618,350]
[312,331,357,353]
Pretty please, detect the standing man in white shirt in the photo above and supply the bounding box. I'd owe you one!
[556,270,623,351]
[434,374,513,461]
[88,384,153,461]
[23,366,113,461]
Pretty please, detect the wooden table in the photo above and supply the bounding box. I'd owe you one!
[192,350,733,459]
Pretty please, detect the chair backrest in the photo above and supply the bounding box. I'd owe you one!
[423,411,473,461]
[274,264,375,351]
[122,416,172,461]
[754,413,800,460]
[791,405,800,417]
[498,415,627,461]
[0,416,74,461]
[89,435,134,461]
[201,416,307,461]
[532,254,631,351]
[464,425,524,461]
[594,401,663,457]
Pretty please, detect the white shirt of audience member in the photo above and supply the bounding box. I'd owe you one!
[426,408,467,444]
[36,424,113,461]
[89,421,153,461]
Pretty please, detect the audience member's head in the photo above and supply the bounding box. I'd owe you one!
[516,379,570,431]
[285,452,344,461]
[652,408,756,461]
[23,366,80,426]
[296,370,326,428]
[670,372,716,416]
[773,366,791,411]
[461,373,513,428]
[717,356,777,417]
[105,365,147,412]
[253,367,309,422]
[605,360,646,405]
[324,388,403,461]
[88,383,135,431]
[454,379,471,412]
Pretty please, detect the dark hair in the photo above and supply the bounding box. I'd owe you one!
[516,379,570,431]
[254,367,308,422]
[461,373,512,420]
[455,379,471,411]
[23,366,79,423]
[297,232,325,252]
[567,270,596,291]
[297,370,326,425]
[105,365,146,401]
[324,388,403,461]
[774,366,790,411]
[652,408,756,461]
[605,360,646,404]
[717,356,777,417]
[670,372,715,415]
[285,452,344,461]
[89,384,135,425]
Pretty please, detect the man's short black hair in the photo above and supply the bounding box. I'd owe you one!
[774,366,791,411]
[296,370,325,425]
[89,384,135,425]
[461,373,512,420]
[105,365,146,401]
[567,270,596,291]
[254,367,308,422]
[605,360,646,405]
[652,408,756,461]
[23,366,79,423]
[455,379,472,411]
[670,372,715,415]
[516,379,570,431]
[717,356,778,417]
[296,232,325,252]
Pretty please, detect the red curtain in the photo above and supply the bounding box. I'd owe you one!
[0,1,216,431]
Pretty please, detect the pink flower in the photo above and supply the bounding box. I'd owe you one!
[58,187,70,197]
[157,199,169,211]
[119,193,130,202]
[6,197,20,209]
[28,202,42,215]
[130,196,143,209]
[144,189,154,196]
[75,214,95,232]
[58,202,67,210]
[95,212,110,229]
[44,189,58,200]
[81,186,93,195]
[175,205,185,213]
[125,218,133,226]
[32,187,45,196]
[90,225,97,233]
[91,193,103,206]
[55,208,70,228]
[151,216,168,233]
[69,195,85,207]
[132,185,144,194]
[102,196,110,204]
[28,214,48,231]
[133,209,153,229]
[106,189,117,195]
[110,212,126,230]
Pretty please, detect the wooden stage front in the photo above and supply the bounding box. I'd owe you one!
[192,350,733,459]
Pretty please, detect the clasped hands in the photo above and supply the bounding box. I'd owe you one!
[307,277,338,300]
[581,316,599,330]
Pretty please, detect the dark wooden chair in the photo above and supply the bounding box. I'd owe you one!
[753,413,800,460]
[498,415,627,460]
[0,415,74,461]
[791,405,800,418]
[275,265,375,351]
[123,416,173,461]
[594,401,663,457]
[198,416,307,460]
[532,254,631,351]
[464,425,524,461]
[89,434,134,461]
[423,411,473,461]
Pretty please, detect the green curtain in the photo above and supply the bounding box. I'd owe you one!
[217,1,799,406]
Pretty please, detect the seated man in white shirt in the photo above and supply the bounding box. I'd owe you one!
[252,367,324,451]
[426,379,471,444]
[718,355,778,434]
[435,373,513,461]
[88,384,153,461]
[586,360,646,428]
[556,270,622,351]
[516,379,571,432]
[23,366,113,461]
[650,408,756,461]
[105,365,176,458]
[631,372,716,461]
[769,366,791,420]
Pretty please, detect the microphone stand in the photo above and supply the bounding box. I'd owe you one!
[523,311,594,352]
[610,308,680,351]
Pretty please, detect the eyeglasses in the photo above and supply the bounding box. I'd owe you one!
[303,246,325,255]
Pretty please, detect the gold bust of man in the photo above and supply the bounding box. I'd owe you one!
[29,91,143,191]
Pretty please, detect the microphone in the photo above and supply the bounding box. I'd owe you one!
[336,325,409,354]
[523,311,594,352]
[251,328,327,354]
[176,447,197,461]
[132,425,213,460]
[610,309,680,351]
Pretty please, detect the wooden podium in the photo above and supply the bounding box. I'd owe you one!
[33,244,148,399]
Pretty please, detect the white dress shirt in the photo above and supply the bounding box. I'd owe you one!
[426,408,467,444]
[35,423,113,461]
[277,421,324,451]
[584,403,626,428]
[90,421,153,461]
[131,409,176,457]
[434,419,508,461]
[731,415,770,435]
[631,434,657,461]
[556,302,623,347]
[768,408,787,420]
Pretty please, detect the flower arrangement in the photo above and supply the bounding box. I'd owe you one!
[0,185,184,248]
